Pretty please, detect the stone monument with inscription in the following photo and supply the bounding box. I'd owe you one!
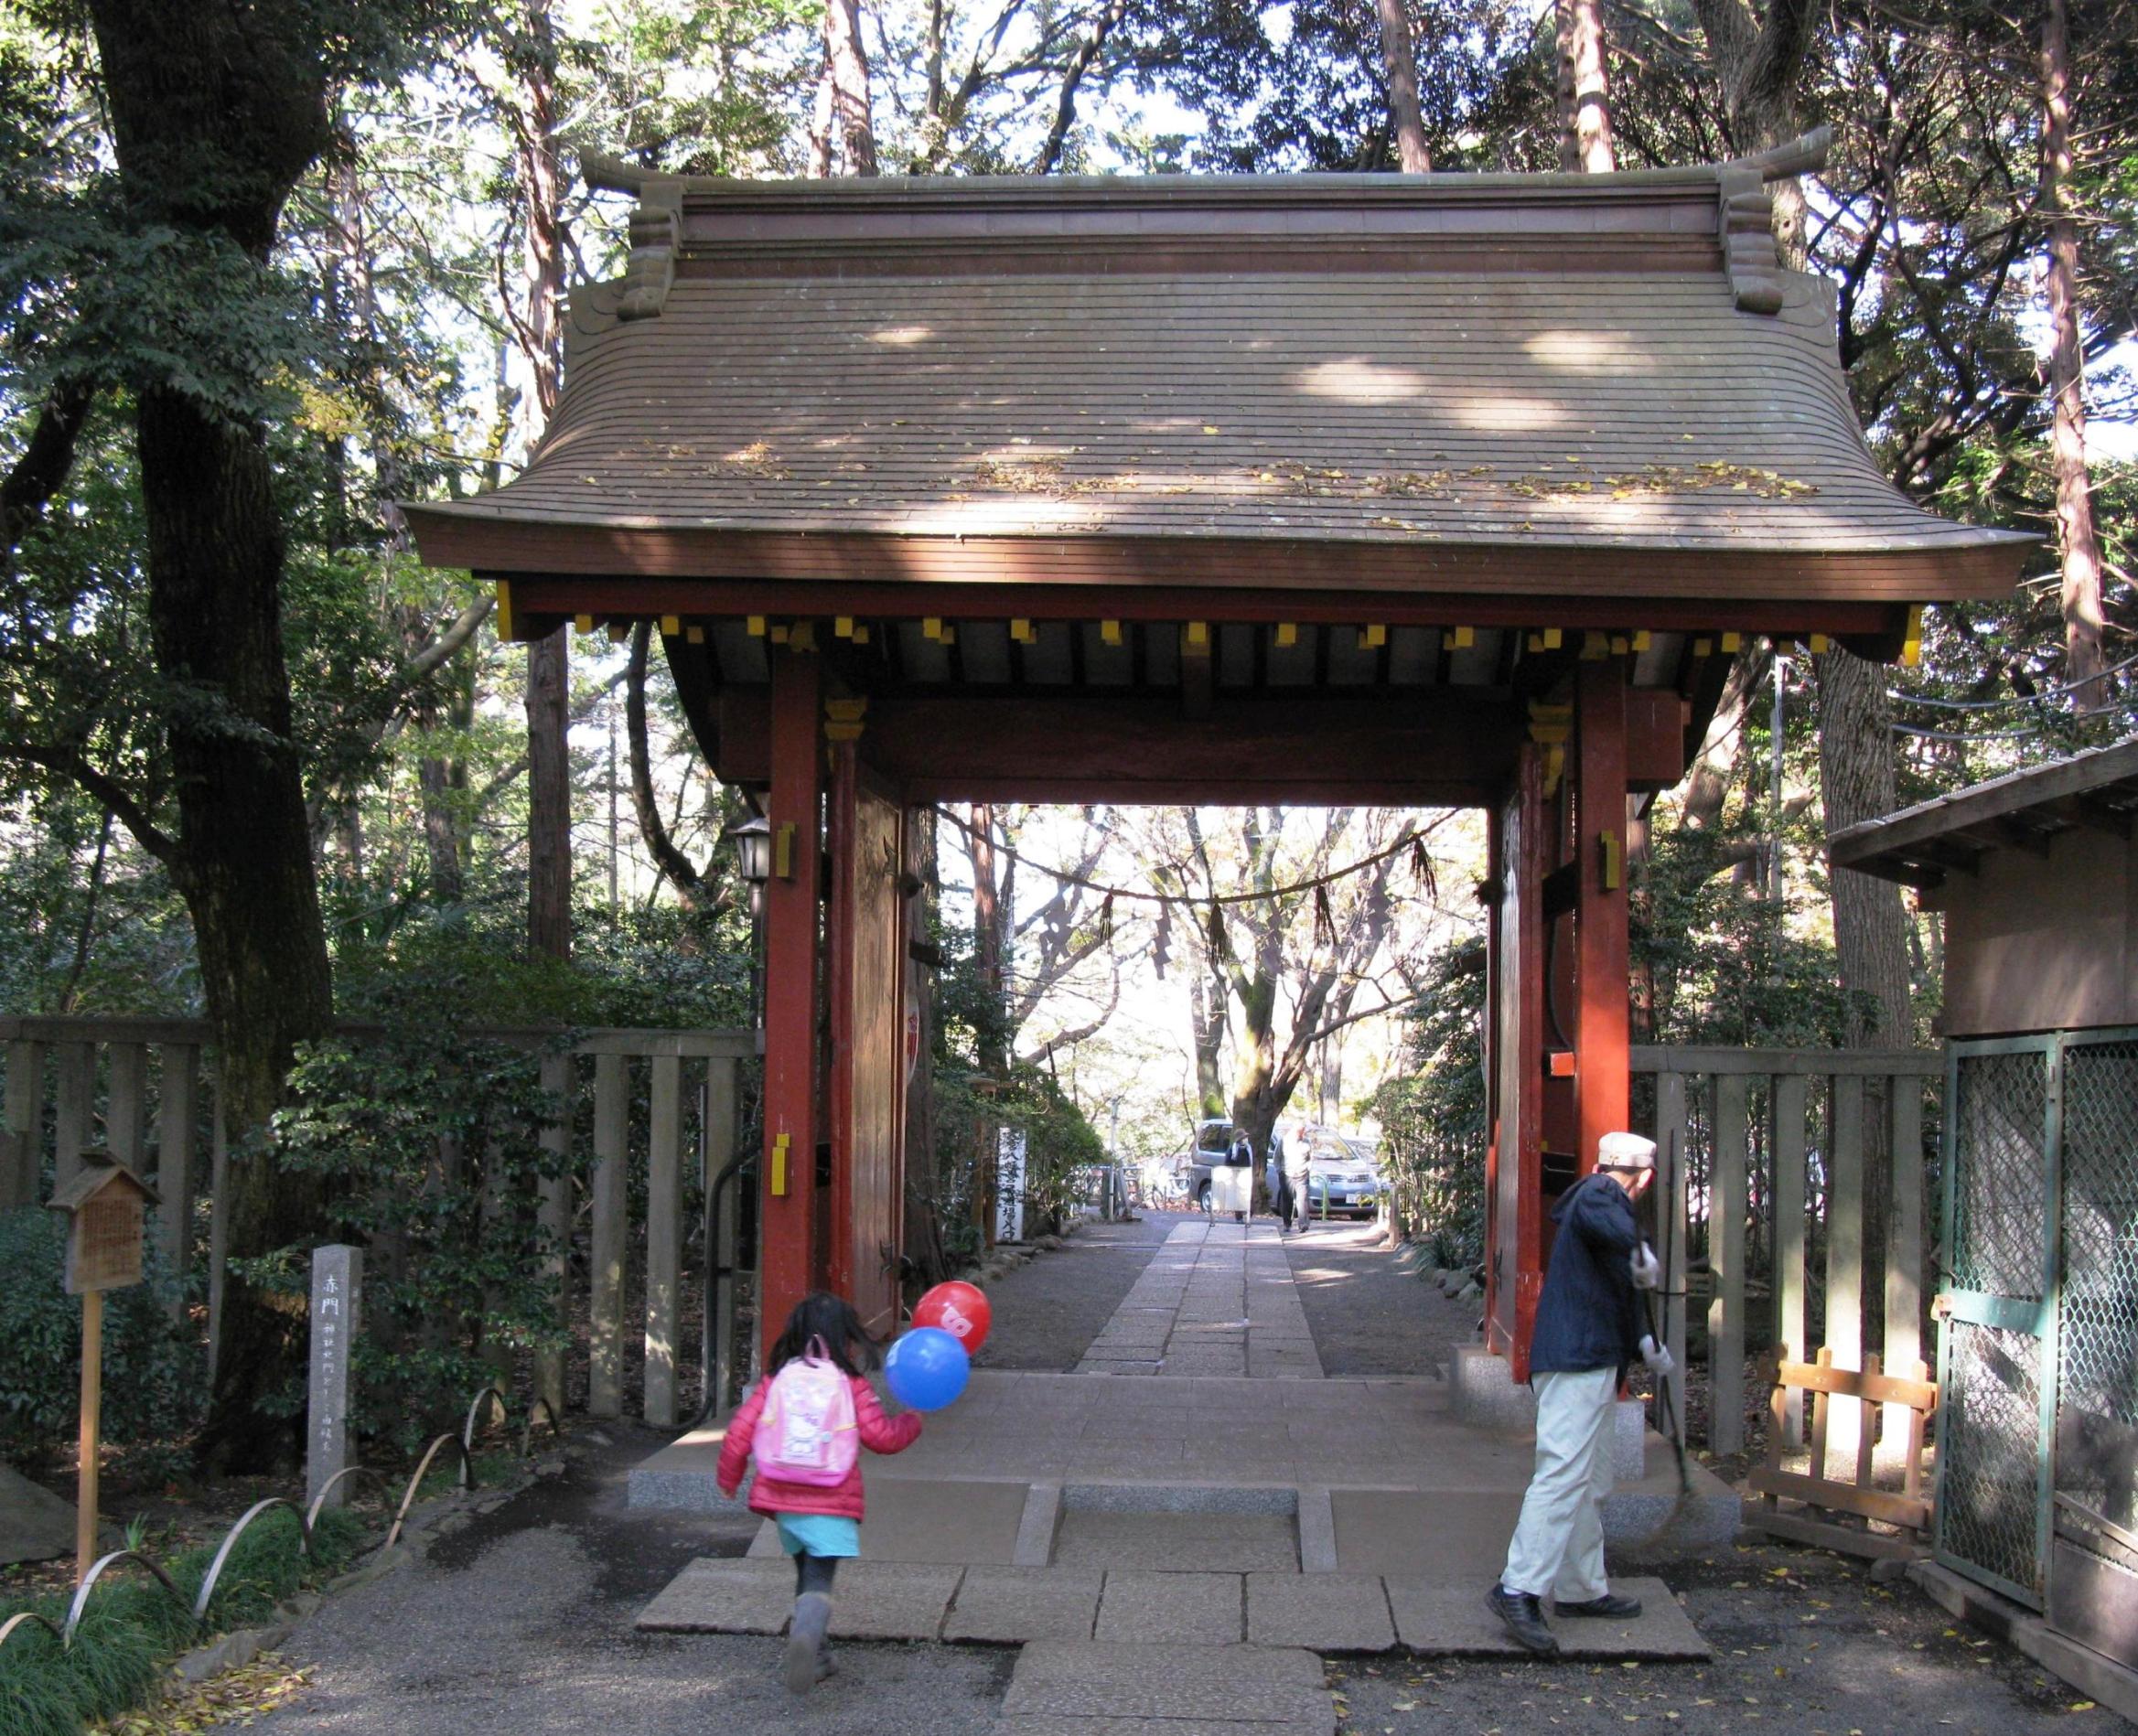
[307,1245,362,1512]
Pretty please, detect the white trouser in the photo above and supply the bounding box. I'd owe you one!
[1500,1366,1619,1602]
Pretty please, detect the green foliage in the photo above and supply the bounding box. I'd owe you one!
[0,1506,363,1736]
[268,969,581,1452]
[0,1209,199,1481]
[1371,937,1488,1268]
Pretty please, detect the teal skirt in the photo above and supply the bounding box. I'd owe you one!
[776,1514,861,1558]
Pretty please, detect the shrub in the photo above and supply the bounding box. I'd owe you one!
[0,1208,199,1479]
[268,967,583,1453]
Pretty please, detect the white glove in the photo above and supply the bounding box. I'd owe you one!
[1638,1334,1675,1378]
[1629,1241,1661,1291]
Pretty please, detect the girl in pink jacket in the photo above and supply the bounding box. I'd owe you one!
[717,1291,922,1694]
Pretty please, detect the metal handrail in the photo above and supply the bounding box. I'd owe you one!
[190,1498,313,1627]
[63,1548,191,1644]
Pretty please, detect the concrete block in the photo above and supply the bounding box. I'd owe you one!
[1449,1345,1536,1433]
[1094,1570,1244,1644]
[1296,1484,1338,1573]
[1004,1639,1327,1727]
[1246,1572,1396,1652]
[1015,1480,1063,1567]
[1613,1399,1647,1483]
[635,1557,793,1634]
[825,1560,965,1640]
[1065,1483,1296,1516]
[943,1566,1102,1643]
[1384,1574,1708,1658]
[1056,1511,1296,1573]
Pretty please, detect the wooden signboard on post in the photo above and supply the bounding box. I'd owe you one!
[45,1149,159,1583]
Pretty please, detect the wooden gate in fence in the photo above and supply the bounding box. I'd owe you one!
[1,1016,757,1428]
[1632,1045,1944,1458]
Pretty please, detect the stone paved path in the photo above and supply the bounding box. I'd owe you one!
[1076,1219,1323,1378]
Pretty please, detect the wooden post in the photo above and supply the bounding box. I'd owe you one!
[53,1042,93,1189]
[1709,1074,1749,1454]
[644,1054,682,1427]
[104,1045,146,1173]
[1773,1071,1809,1448]
[77,1287,102,1583]
[589,1052,628,1420]
[761,648,824,1367]
[1654,1069,1689,1438]
[1573,659,1630,1170]
[1497,745,1550,1377]
[534,1050,572,1422]
[3,1038,44,1210]
[1882,1075,1926,1470]
[154,1045,198,1316]
[1826,1073,1866,1471]
[704,1056,739,1415]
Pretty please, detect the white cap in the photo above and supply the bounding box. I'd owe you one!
[1597,1131,1657,1171]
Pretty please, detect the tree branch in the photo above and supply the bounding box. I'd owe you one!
[4,380,97,552]
[624,623,718,912]
[5,741,177,865]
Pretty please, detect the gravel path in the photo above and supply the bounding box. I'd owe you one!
[1281,1217,1477,1378]
[971,1210,1176,1372]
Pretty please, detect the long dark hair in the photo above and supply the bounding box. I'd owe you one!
[768,1291,879,1377]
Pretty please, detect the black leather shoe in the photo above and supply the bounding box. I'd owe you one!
[1487,1583,1560,1656]
[1557,1592,1642,1618]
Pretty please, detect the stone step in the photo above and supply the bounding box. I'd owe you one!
[636,1558,1707,1659]
[996,1640,1333,1734]
[1054,1510,1297,1573]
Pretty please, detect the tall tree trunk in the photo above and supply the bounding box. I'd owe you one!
[966,804,1005,1244]
[1817,650,1912,1045]
[1189,968,1229,1118]
[88,0,339,1473]
[1555,0,1615,172]
[513,0,572,962]
[823,0,878,176]
[2041,0,2105,700]
[417,712,466,905]
[1373,0,1433,171]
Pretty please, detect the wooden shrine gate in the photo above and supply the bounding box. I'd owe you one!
[407,139,2028,1376]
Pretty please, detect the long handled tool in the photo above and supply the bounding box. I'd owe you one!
[1627,1132,1703,1548]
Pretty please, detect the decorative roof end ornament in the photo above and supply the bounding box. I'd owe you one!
[1716,126,1831,316]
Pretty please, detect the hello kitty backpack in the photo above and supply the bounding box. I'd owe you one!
[755,1337,859,1485]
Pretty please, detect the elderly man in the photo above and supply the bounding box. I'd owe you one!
[1488,1131,1672,1657]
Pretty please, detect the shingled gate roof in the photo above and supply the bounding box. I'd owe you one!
[404,153,2030,612]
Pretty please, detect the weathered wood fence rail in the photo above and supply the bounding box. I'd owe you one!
[1632,1045,1943,1459]
[0,1016,758,1429]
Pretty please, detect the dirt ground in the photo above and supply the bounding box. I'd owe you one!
[1282,1215,1479,1378]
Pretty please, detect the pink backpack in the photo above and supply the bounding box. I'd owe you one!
[755,1339,859,1486]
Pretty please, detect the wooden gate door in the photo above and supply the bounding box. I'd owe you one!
[829,758,907,1339]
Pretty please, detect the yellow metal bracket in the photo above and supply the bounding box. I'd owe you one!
[771,1133,790,1197]
[1599,829,1623,891]
[773,823,795,880]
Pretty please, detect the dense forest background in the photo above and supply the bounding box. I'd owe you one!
[1,0,2133,1455]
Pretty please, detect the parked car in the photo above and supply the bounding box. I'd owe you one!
[1284,1126,1384,1220]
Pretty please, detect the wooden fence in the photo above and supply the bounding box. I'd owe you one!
[0,1016,757,1430]
[1633,1045,1943,1459]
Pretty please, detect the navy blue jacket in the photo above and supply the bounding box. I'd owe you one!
[1527,1173,1644,1379]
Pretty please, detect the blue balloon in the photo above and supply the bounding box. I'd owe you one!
[885,1325,970,1411]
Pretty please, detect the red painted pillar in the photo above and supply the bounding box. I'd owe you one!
[1491,742,1551,1379]
[1573,658,1631,1175]
[760,646,823,1369]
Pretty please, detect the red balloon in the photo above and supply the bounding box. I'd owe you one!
[914,1281,991,1353]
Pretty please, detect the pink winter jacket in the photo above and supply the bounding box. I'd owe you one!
[714,1371,922,1521]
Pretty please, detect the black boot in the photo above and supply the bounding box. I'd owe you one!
[1557,1591,1641,1619]
[1487,1583,1560,1656]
